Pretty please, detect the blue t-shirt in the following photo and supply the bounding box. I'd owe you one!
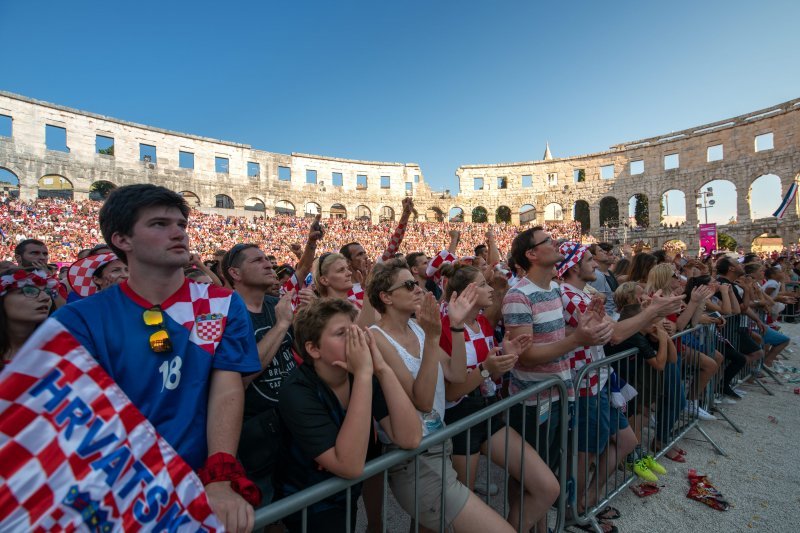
[54,279,261,469]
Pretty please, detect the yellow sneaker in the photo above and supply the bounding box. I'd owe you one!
[628,459,658,482]
[641,455,667,475]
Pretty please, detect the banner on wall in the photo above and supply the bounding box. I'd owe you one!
[699,223,718,256]
[0,319,221,532]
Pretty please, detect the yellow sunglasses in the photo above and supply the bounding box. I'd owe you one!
[143,306,173,353]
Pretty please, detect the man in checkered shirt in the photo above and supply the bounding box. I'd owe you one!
[54,185,261,532]
[557,241,683,514]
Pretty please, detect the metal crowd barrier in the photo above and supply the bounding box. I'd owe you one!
[253,377,569,532]
[780,281,799,322]
[568,325,721,533]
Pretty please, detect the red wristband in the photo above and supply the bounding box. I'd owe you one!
[197,452,262,507]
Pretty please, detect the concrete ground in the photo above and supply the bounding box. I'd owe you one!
[350,321,800,532]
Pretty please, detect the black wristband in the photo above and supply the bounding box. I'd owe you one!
[449,326,465,332]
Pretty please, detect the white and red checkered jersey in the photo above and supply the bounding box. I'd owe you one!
[379,221,408,263]
[279,273,303,312]
[0,319,222,532]
[561,282,609,397]
[347,283,364,309]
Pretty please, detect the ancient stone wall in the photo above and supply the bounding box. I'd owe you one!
[0,91,440,223]
[455,99,800,251]
[1,90,798,251]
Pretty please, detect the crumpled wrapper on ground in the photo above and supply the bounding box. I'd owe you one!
[687,468,730,511]
[630,482,660,498]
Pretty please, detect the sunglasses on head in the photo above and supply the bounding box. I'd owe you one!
[387,279,419,292]
[143,306,172,353]
[317,252,333,279]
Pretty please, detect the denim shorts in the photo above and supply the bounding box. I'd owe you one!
[575,387,629,454]
[762,326,790,347]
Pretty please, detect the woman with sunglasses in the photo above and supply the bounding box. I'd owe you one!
[438,263,559,532]
[367,259,517,533]
[0,268,56,371]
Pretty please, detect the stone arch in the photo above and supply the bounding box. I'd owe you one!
[520,204,536,224]
[276,200,296,216]
[215,194,234,209]
[471,206,488,223]
[663,239,688,255]
[748,174,783,221]
[244,197,266,212]
[628,193,649,228]
[0,167,20,198]
[544,202,563,221]
[696,179,737,225]
[751,232,783,253]
[38,174,73,200]
[380,206,395,222]
[426,206,444,222]
[89,180,116,201]
[660,189,686,227]
[449,207,464,222]
[496,205,511,224]
[304,202,320,217]
[330,203,347,219]
[599,197,619,227]
[573,200,590,233]
[179,191,201,207]
[356,205,372,221]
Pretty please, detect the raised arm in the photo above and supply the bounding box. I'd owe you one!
[486,228,501,266]
[380,197,414,262]
[292,214,324,283]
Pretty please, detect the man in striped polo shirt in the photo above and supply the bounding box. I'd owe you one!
[503,227,612,470]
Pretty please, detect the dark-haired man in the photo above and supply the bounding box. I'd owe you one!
[53,184,261,532]
[14,238,49,269]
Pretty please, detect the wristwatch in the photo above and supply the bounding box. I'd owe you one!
[478,363,490,379]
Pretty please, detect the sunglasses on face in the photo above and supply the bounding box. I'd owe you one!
[143,306,172,353]
[529,236,552,250]
[387,279,419,292]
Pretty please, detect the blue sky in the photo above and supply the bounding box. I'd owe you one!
[1,0,798,223]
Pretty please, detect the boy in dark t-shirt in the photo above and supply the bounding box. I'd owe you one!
[276,298,421,533]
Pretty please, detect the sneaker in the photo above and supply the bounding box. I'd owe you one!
[713,397,723,405]
[732,387,748,396]
[722,397,737,405]
[641,455,667,476]
[628,459,658,482]
[697,405,717,421]
[723,388,743,400]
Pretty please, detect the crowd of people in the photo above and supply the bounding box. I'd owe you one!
[0,197,582,265]
[1,188,799,533]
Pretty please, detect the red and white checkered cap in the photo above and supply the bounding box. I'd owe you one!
[556,241,587,278]
[67,252,119,298]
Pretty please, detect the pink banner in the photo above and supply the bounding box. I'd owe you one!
[0,319,221,532]
[699,223,717,256]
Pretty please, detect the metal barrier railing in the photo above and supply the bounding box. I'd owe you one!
[568,324,722,532]
[780,281,799,322]
[253,377,569,532]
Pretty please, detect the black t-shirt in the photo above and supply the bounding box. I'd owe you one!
[276,364,389,514]
[716,277,745,328]
[243,295,297,418]
[606,332,656,385]
[605,270,619,293]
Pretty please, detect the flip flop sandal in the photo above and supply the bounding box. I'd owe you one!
[597,506,621,520]
[666,451,687,463]
[676,447,688,455]
[573,521,619,533]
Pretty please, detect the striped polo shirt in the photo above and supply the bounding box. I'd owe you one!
[502,277,574,405]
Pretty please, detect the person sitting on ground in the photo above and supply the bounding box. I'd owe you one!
[275,298,421,533]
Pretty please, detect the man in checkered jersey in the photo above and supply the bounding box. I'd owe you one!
[54,185,261,532]
[557,241,683,515]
